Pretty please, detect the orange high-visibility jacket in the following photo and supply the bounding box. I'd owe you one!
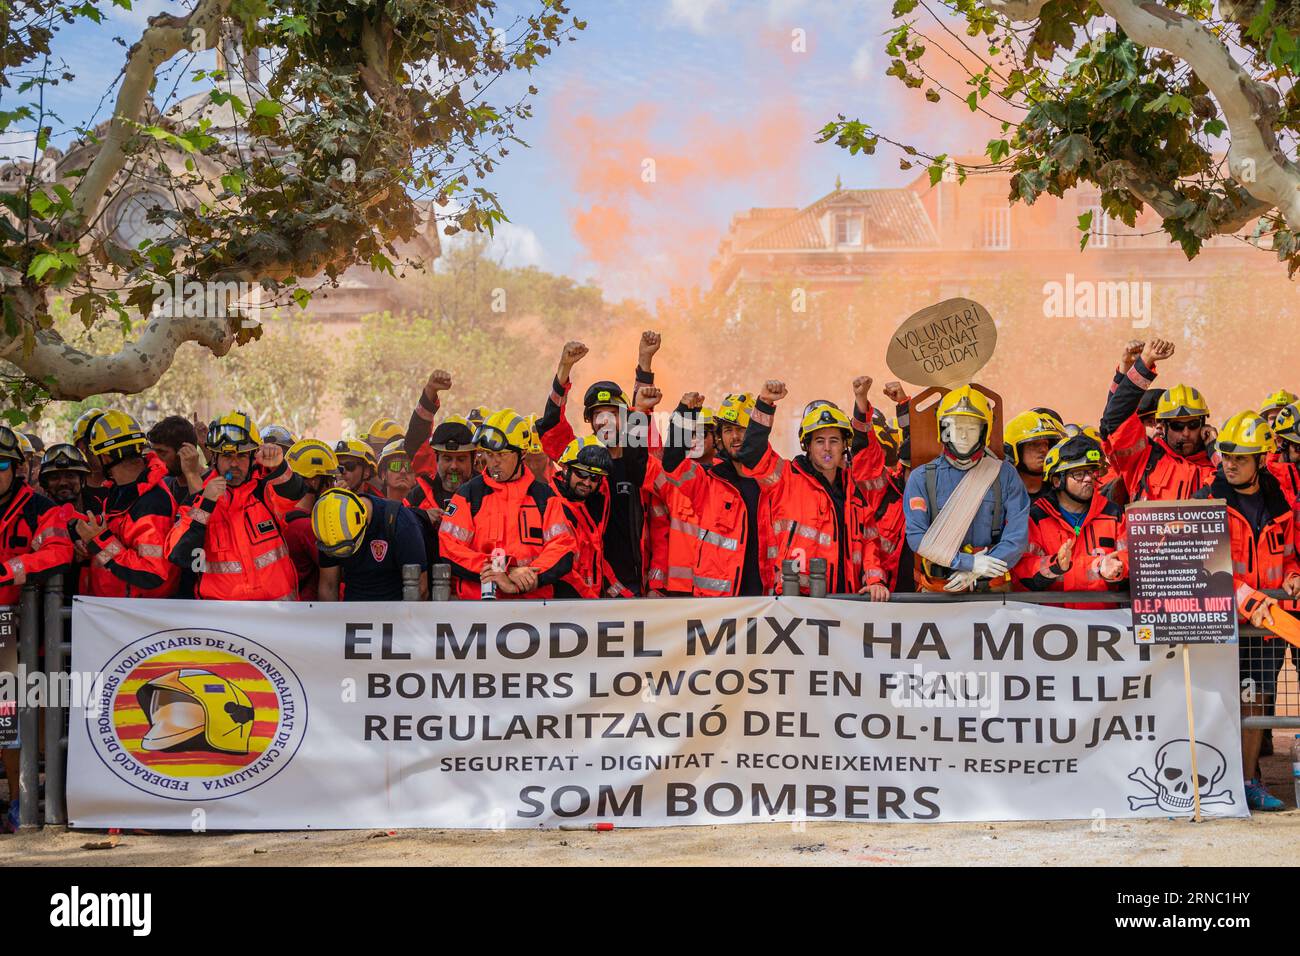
[166,466,300,601]
[846,401,899,589]
[438,467,576,600]
[547,475,630,599]
[0,482,74,604]
[1193,470,1300,618]
[537,370,661,594]
[80,453,180,598]
[859,471,906,589]
[645,452,723,593]
[736,397,866,594]
[645,451,775,597]
[1100,357,1214,502]
[1013,493,1128,607]
[1269,460,1300,522]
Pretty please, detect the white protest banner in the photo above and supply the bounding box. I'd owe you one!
[67,595,1247,829]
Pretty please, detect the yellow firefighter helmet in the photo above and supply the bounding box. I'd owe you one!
[138,668,256,754]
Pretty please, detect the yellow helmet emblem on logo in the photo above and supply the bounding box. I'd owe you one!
[138,668,255,755]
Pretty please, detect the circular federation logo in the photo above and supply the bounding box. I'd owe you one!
[87,628,307,800]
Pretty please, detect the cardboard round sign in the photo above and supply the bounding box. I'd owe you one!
[886,298,996,387]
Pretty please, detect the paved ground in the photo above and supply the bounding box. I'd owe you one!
[3,734,1296,867]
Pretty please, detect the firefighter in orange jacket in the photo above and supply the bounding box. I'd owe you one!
[536,335,659,595]
[857,418,907,593]
[439,410,576,599]
[736,379,866,594]
[649,391,775,597]
[841,378,892,599]
[1004,410,1066,503]
[549,436,630,598]
[1260,390,1298,427]
[0,426,74,604]
[1268,404,1300,515]
[1013,435,1127,605]
[1100,338,1215,502]
[1190,412,1300,811]
[166,412,303,601]
[74,411,180,598]
[646,404,719,595]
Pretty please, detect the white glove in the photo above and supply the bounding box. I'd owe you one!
[971,554,1009,579]
[944,571,979,592]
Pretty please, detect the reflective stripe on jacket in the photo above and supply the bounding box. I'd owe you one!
[167,466,299,601]
[1193,470,1299,618]
[438,467,576,600]
[1013,493,1128,608]
[81,453,180,598]
[0,482,75,604]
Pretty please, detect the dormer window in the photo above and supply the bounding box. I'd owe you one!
[834,213,862,246]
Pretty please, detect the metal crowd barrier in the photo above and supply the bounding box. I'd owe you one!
[4,572,1296,830]
[16,585,40,831]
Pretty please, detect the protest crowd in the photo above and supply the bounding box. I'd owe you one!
[2,330,1299,827]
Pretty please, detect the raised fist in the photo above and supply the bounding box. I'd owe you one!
[760,380,788,404]
[1140,338,1175,368]
[560,341,588,370]
[680,391,705,411]
[424,369,452,397]
[637,385,663,410]
[883,381,909,405]
[257,443,285,470]
[639,330,662,361]
[852,376,873,403]
[1121,340,1144,372]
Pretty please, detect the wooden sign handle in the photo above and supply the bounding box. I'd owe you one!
[1182,645,1202,823]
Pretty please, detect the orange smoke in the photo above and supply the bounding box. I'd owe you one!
[549,87,819,292]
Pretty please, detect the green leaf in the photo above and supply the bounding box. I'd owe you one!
[1050,133,1092,173]
[1142,92,1171,114]
[1204,119,1226,137]
[253,98,284,118]
[278,14,310,36]
[291,287,312,309]
[26,253,60,280]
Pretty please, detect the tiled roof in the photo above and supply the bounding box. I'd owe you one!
[741,188,939,251]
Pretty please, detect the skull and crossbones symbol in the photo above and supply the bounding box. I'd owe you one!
[1127,739,1235,813]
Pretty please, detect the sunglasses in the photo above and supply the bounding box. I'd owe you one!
[384,460,411,473]
[1164,420,1202,433]
[0,461,11,472]
[338,461,365,473]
